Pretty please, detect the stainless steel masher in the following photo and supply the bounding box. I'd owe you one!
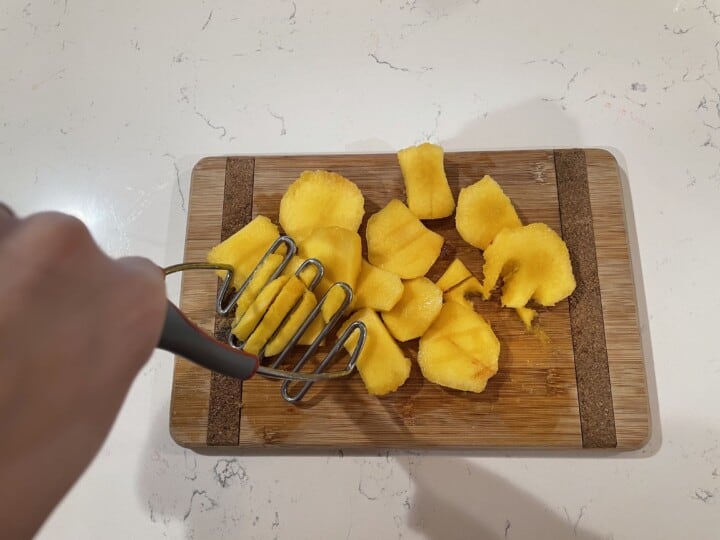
[158,236,367,404]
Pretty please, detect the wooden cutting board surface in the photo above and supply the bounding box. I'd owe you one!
[169,149,649,451]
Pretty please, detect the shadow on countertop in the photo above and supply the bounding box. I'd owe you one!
[396,456,605,540]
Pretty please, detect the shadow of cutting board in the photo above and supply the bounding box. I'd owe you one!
[169,149,649,451]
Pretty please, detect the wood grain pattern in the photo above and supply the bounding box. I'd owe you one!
[169,149,649,450]
[585,150,650,448]
[169,157,225,447]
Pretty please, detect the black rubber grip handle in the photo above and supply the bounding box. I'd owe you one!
[157,301,259,380]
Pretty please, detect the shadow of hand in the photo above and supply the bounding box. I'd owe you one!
[398,457,605,540]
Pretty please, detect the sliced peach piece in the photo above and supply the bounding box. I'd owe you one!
[456,175,522,250]
[232,275,289,342]
[233,253,285,317]
[381,277,443,342]
[418,301,500,393]
[297,312,325,346]
[298,226,362,290]
[397,142,455,219]
[264,289,319,356]
[341,309,411,396]
[320,284,354,324]
[244,276,307,355]
[443,277,483,310]
[435,258,473,292]
[207,215,280,289]
[366,199,444,279]
[354,259,404,312]
[481,222,576,308]
[279,170,365,241]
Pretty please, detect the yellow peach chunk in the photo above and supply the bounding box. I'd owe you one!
[381,277,443,342]
[279,170,365,241]
[397,142,455,219]
[418,301,500,393]
[232,275,289,342]
[297,312,325,346]
[354,259,404,312]
[207,215,280,289]
[341,309,411,396]
[456,175,522,250]
[366,199,444,279]
[320,284,354,324]
[298,226,362,290]
[481,223,576,308]
[443,277,483,310]
[233,254,285,317]
[244,276,307,355]
[264,289,319,356]
[435,258,473,292]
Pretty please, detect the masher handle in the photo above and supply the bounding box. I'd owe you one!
[157,301,259,380]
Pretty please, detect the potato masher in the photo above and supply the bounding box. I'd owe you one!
[158,236,367,404]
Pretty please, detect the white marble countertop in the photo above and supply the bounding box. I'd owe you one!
[3,0,720,538]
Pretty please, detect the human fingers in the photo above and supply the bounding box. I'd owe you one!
[0,202,14,218]
[0,202,17,238]
[117,256,165,283]
[112,256,167,368]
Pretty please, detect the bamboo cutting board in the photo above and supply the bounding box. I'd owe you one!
[169,149,650,451]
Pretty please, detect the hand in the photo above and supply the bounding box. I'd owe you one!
[0,205,166,539]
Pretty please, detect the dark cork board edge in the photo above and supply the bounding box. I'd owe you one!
[206,157,255,446]
[554,149,617,448]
